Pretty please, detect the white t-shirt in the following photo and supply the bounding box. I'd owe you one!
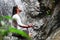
[12,14,27,30]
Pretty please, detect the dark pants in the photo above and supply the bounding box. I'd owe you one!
[12,33,27,40]
[23,30,29,34]
[12,30,29,40]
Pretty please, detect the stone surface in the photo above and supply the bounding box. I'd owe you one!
[0,0,60,40]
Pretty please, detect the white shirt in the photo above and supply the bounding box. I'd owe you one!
[12,14,27,30]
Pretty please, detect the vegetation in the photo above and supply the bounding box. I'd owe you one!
[0,16,31,40]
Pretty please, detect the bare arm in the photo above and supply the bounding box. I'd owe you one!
[18,24,32,28]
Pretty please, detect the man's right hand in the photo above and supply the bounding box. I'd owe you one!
[28,23,33,28]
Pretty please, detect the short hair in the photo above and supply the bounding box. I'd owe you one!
[12,5,18,16]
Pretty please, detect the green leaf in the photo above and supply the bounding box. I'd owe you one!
[9,27,31,40]
[3,16,12,20]
[0,16,3,21]
[0,29,8,36]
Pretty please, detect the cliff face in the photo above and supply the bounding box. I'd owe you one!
[0,0,60,40]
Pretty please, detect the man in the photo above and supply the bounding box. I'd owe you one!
[12,5,32,38]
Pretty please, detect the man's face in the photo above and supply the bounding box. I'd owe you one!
[16,7,22,13]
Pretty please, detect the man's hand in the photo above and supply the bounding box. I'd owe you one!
[28,23,33,27]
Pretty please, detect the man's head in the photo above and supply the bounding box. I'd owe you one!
[16,6,22,14]
[12,5,22,16]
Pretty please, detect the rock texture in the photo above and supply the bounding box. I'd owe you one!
[0,0,60,40]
